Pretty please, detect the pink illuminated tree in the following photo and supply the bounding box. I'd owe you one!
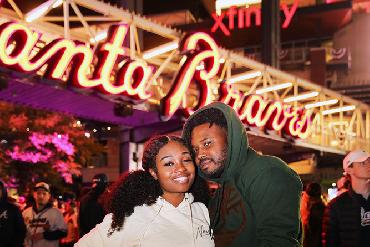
[0,101,105,194]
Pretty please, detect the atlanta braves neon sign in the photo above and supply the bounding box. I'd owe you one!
[0,20,311,138]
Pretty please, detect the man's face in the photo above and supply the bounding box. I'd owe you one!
[191,123,228,179]
[347,157,370,181]
[33,189,50,208]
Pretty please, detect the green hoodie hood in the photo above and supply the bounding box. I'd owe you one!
[182,102,250,183]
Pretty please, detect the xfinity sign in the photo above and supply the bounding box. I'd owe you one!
[211,0,299,36]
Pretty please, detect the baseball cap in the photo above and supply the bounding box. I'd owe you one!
[34,182,50,192]
[343,150,370,171]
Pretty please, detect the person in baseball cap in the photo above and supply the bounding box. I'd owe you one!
[322,150,370,246]
[343,150,370,175]
[23,182,67,247]
[33,182,50,192]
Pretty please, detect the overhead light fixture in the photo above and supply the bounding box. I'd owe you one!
[142,41,179,60]
[305,99,338,109]
[283,91,319,103]
[25,0,62,22]
[256,82,292,94]
[216,0,262,14]
[322,105,355,115]
[228,71,261,83]
[90,31,108,43]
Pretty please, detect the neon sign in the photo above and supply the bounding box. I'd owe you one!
[160,30,311,139]
[0,22,152,99]
[0,20,311,138]
[160,32,220,117]
[211,0,299,36]
[218,81,311,139]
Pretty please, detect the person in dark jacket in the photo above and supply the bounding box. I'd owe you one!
[300,182,325,247]
[182,102,303,246]
[78,173,108,237]
[0,180,27,247]
[322,150,370,247]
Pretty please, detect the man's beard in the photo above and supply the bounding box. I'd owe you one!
[201,148,227,179]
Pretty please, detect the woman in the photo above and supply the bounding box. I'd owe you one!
[75,135,214,246]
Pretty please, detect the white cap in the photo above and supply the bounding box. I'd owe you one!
[34,182,50,192]
[343,150,370,171]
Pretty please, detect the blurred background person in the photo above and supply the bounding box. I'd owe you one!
[336,176,350,197]
[0,180,26,247]
[23,182,67,247]
[322,150,370,247]
[60,201,78,247]
[300,182,325,247]
[78,173,108,237]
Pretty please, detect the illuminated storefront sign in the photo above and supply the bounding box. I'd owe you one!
[0,20,311,138]
[211,0,299,36]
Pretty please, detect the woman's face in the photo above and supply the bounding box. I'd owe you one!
[152,141,195,197]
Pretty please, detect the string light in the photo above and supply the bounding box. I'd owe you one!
[256,82,292,94]
[322,105,356,115]
[283,91,319,103]
[305,99,338,109]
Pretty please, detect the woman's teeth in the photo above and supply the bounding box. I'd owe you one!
[173,177,189,183]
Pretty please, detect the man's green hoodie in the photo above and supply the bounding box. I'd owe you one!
[183,102,303,247]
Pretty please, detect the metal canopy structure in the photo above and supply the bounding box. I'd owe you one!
[0,0,369,154]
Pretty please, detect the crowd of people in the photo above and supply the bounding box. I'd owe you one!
[0,102,369,247]
[299,149,370,247]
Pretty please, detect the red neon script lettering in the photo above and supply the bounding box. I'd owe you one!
[0,22,152,99]
[160,32,220,117]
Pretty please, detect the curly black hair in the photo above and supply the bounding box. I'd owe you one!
[104,135,209,236]
[182,107,227,147]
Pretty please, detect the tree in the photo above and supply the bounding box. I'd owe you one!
[0,101,105,194]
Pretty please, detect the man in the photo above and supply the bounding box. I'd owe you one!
[0,180,26,247]
[182,102,303,246]
[23,182,67,247]
[78,173,108,237]
[322,150,370,247]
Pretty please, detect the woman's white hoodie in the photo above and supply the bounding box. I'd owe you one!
[75,193,214,247]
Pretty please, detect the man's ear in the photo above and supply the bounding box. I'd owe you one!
[149,168,158,180]
[345,166,353,176]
